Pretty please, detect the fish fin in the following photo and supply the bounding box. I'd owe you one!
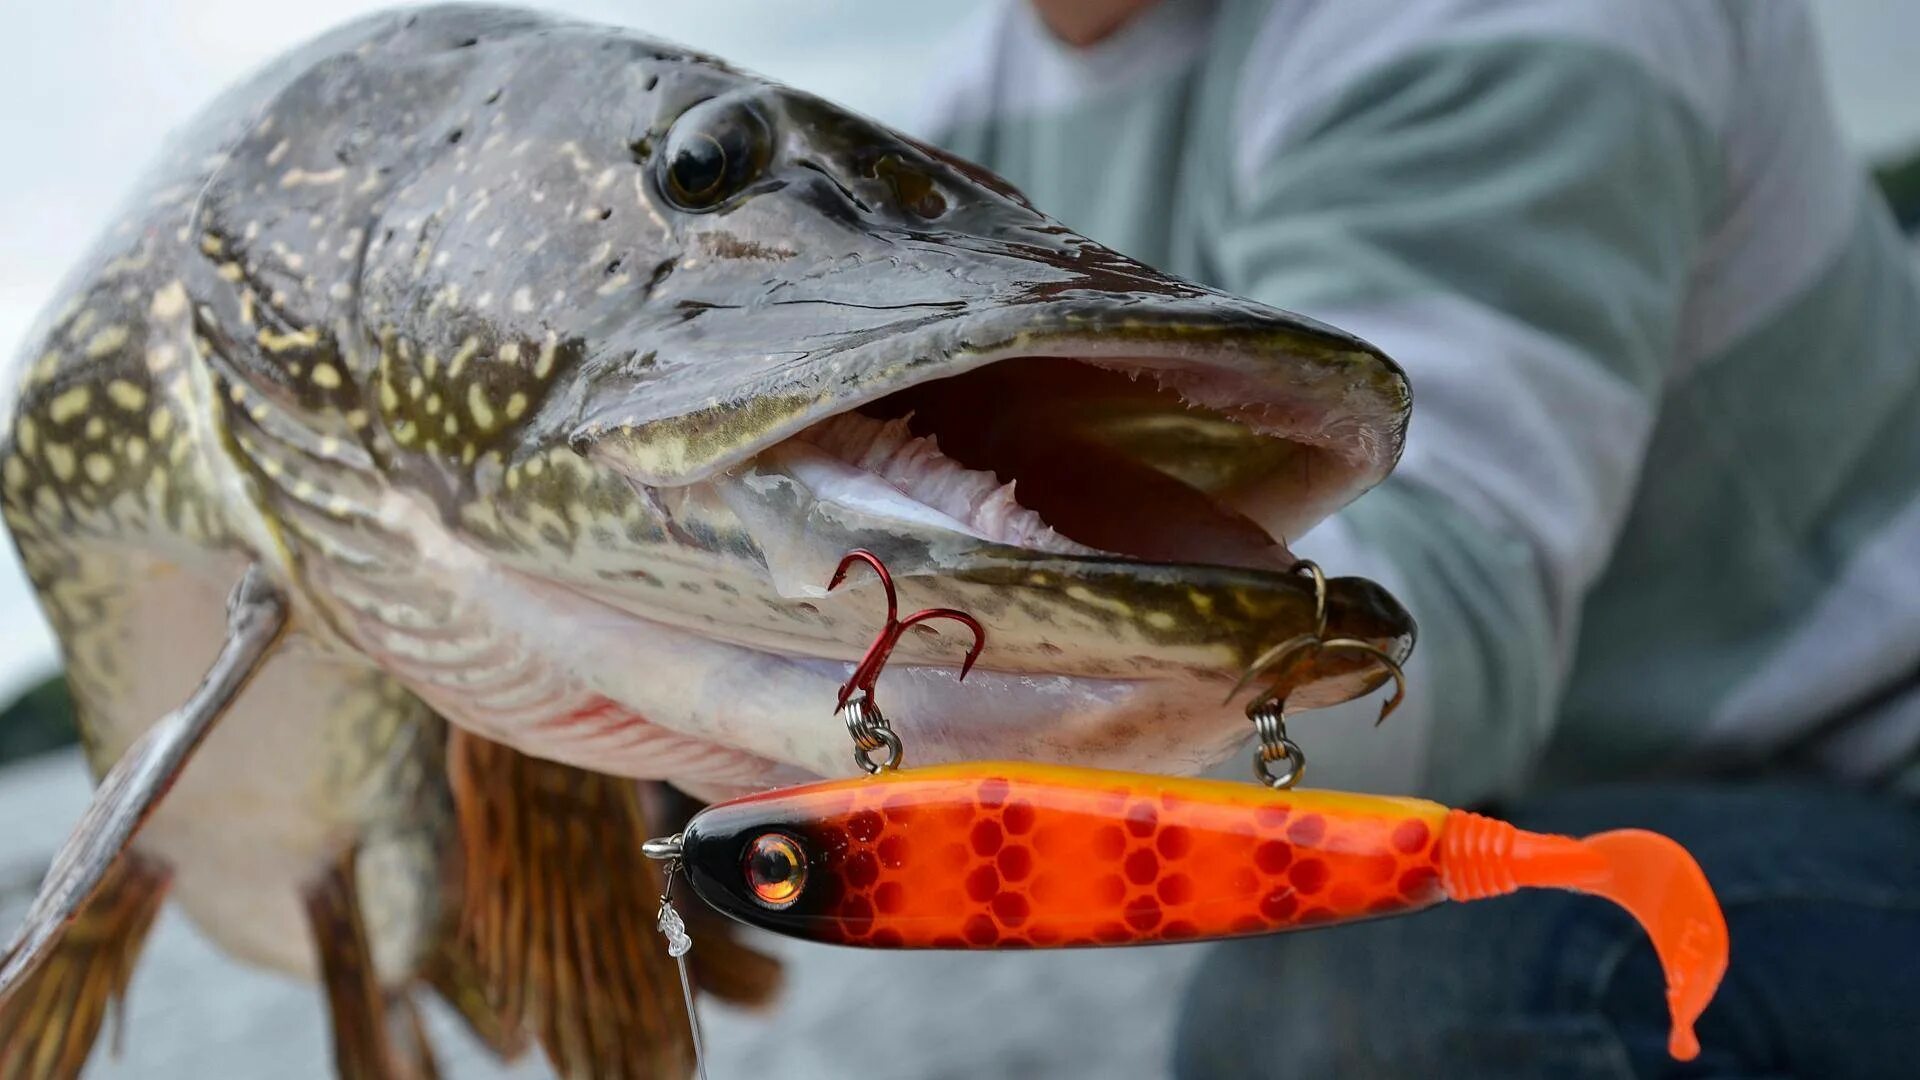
[647,784,785,1008]
[448,731,697,1079]
[0,567,285,1001]
[0,854,169,1080]
[305,848,441,1080]
[419,934,530,1061]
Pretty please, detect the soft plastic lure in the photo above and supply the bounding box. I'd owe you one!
[671,761,1728,1061]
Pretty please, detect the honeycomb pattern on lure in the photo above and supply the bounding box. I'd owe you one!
[680,763,1449,948]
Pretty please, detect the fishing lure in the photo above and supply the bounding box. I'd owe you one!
[649,552,1729,1063]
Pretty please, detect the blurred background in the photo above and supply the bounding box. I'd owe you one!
[0,2,1915,1077]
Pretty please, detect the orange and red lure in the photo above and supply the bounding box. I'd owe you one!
[678,763,1727,1061]
[665,552,1729,1062]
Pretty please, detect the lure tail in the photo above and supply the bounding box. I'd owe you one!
[1438,811,1727,1061]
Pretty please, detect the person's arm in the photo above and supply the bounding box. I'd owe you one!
[1222,18,1726,802]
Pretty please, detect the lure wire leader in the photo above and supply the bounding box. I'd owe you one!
[643,837,709,1080]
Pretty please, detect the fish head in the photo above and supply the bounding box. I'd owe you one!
[254,19,1413,778]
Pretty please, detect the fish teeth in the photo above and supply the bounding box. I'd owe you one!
[794,412,1093,554]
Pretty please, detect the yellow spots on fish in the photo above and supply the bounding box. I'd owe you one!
[1186,590,1216,618]
[448,336,480,379]
[45,443,76,482]
[425,392,443,416]
[393,420,418,445]
[504,392,529,423]
[408,376,425,400]
[125,437,147,467]
[525,457,546,479]
[280,165,347,188]
[16,418,38,457]
[84,417,105,440]
[534,336,559,380]
[145,344,179,375]
[3,457,28,494]
[48,387,92,425]
[83,326,130,360]
[199,234,225,257]
[443,414,459,436]
[34,487,61,519]
[258,327,321,353]
[28,350,61,386]
[83,454,114,485]
[1065,584,1135,618]
[379,379,400,412]
[310,361,342,389]
[468,384,497,430]
[107,380,146,412]
[505,465,521,491]
[498,342,522,365]
[597,273,631,296]
[1143,611,1178,631]
[228,383,249,406]
[344,408,369,432]
[217,262,244,283]
[265,137,291,166]
[149,406,173,442]
[239,289,258,326]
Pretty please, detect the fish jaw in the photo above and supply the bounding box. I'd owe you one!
[564,290,1415,706]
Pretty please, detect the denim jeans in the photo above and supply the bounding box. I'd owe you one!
[1172,784,1920,1078]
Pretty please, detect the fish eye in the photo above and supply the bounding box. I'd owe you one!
[743,831,807,908]
[658,96,772,212]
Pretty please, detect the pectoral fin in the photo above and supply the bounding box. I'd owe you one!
[0,566,286,1000]
[0,854,169,1080]
[447,731,782,1079]
[305,848,441,1080]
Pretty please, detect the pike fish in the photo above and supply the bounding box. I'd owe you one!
[0,4,1409,1076]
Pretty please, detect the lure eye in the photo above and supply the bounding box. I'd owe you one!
[743,832,807,909]
[658,96,772,211]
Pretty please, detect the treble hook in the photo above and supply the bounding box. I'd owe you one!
[1229,636,1408,725]
[1225,561,1407,726]
[828,549,986,711]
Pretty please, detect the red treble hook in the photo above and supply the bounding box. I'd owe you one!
[828,549,986,711]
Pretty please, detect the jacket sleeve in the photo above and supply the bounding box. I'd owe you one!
[1218,26,1723,801]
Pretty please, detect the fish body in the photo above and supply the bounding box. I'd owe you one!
[673,761,1729,1062]
[3,3,1412,1071]
[0,5,1411,799]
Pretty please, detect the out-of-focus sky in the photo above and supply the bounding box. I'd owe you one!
[0,0,1915,701]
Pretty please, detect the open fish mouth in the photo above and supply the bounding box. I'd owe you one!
[781,344,1388,572]
[575,283,1415,705]
[553,302,1418,783]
